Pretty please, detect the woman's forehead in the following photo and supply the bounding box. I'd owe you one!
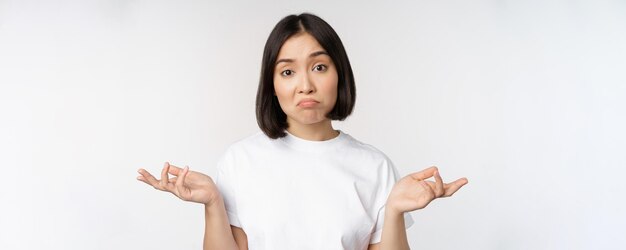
[277,32,327,60]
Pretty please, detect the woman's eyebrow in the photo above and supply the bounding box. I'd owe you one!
[309,50,328,58]
[275,50,329,66]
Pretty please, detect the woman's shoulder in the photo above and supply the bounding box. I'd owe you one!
[342,132,392,162]
[221,130,273,155]
[214,131,268,168]
[231,130,267,146]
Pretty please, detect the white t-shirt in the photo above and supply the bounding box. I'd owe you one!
[215,130,414,250]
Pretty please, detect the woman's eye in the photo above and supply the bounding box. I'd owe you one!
[281,70,293,76]
[313,64,327,72]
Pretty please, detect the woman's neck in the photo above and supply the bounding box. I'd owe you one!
[285,119,339,141]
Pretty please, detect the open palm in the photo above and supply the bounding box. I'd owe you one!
[386,166,468,214]
[137,162,221,206]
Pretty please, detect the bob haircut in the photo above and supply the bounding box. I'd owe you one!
[255,13,356,139]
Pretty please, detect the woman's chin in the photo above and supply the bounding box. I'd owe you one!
[289,115,329,126]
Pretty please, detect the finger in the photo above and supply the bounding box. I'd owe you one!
[443,178,469,197]
[409,166,438,181]
[419,180,436,200]
[137,169,161,187]
[423,180,437,193]
[434,170,444,197]
[167,163,184,176]
[136,175,149,185]
[160,162,171,191]
[175,166,190,200]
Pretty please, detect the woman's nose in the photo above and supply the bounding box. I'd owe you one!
[298,72,315,94]
[299,87,314,94]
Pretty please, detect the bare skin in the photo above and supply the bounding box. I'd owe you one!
[137,163,244,250]
[375,167,468,250]
[137,162,220,205]
[273,32,338,141]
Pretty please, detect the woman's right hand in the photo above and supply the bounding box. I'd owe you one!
[137,162,222,206]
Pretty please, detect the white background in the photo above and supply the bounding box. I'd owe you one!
[1,0,625,249]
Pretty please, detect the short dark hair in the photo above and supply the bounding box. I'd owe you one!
[255,13,356,139]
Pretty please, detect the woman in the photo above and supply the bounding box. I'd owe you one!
[137,13,468,250]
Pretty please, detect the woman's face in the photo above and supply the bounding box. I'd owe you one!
[273,32,338,128]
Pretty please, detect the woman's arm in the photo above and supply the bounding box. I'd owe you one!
[137,163,241,250]
[378,208,410,250]
[379,166,468,250]
[203,197,240,250]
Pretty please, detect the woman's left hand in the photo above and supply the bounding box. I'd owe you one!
[385,166,468,214]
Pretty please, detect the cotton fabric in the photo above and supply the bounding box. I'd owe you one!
[215,130,414,250]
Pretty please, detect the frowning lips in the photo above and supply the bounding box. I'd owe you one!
[297,98,319,107]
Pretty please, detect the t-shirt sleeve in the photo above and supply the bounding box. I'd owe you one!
[369,157,415,244]
[214,148,242,227]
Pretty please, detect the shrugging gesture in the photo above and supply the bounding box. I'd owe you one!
[386,166,468,213]
[137,162,221,206]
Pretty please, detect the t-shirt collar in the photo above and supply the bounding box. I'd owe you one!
[280,129,348,153]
